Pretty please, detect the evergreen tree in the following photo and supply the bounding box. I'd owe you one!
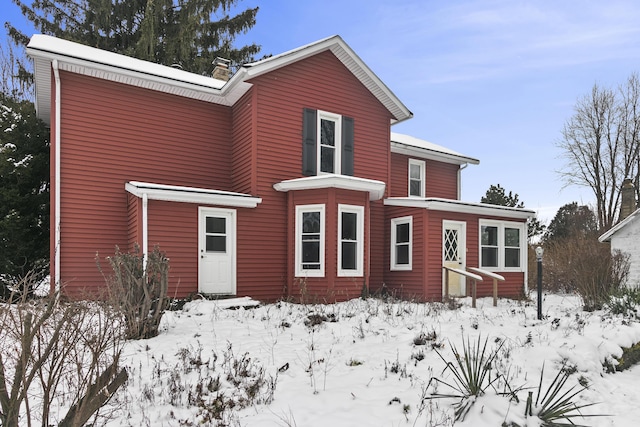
[480,184,524,208]
[543,202,598,243]
[8,0,260,75]
[481,184,546,241]
[0,94,49,297]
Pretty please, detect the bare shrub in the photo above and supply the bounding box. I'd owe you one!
[539,236,630,310]
[0,289,126,426]
[100,245,170,339]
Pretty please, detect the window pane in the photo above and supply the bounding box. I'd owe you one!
[302,212,320,233]
[206,217,225,234]
[481,247,498,267]
[410,164,421,179]
[481,226,498,246]
[396,223,410,243]
[320,119,335,146]
[505,228,520,247]
[302,241,320,264]
[505,248,520,267]
[342,241,357,270]
[206,236,226,252]
[396,244,409,265]
[409,179,421,197]
[341,212,357,240]
[320,146,335,173]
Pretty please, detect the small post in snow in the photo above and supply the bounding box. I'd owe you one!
[535,246,544,320]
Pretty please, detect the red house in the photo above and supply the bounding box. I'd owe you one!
[27,34,534,302]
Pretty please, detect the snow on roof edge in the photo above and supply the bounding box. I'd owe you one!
[27,34,227,90]
[390,132,479,165]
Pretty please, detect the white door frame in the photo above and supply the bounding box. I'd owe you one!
[198,207,236,295]
[442,220,466,297]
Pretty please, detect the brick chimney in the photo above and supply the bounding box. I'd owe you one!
[620,178,637,220]
[212,57,231,82]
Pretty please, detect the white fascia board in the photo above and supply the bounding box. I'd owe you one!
[384,197,535,220]
[390,141,480,165]
[599,208,640,242]
[126,182,262,208]
[273,175,386,201]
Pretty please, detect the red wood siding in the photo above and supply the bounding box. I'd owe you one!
[57,71,233,296]
[231,89,256,195]
[383,206,426,299]
[230,51,393,301]
[126,194,142,252]
[390,152,459,198]
[368,200,385,292]
[147,200,198,298]
[426,161,459,199]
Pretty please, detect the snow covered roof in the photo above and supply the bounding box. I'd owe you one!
[599,208,640,242]
[384,197,535,219]
[27,34,412,125]
[390,132,480,165]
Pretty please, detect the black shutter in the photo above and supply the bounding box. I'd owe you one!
[302,108,317,176]
[341,116,354,176]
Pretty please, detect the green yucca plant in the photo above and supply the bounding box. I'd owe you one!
[427,335,504,420]
[526,363,602,426]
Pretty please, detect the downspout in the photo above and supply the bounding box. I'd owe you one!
[457,163,468,200]
[53,60,61,290]
[142,193,148,269]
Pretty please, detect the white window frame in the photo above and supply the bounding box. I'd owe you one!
[295,204,326,277]
[390,216,413,271]
[479,219,526,272]
[317,110,342,174]
[408,158,426,197]
[338,204,364,277]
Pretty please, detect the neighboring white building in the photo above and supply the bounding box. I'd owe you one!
[599,208,640,287]
[599,178,640,287]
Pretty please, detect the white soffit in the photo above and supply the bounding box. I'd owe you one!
[126,181,262,208]
[273,175,386,201]
[390,132,480,165]
[384,197,535,219]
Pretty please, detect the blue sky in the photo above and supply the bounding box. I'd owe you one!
[3,0,640,223]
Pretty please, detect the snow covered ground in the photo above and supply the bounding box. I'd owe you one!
[106,294,640,426]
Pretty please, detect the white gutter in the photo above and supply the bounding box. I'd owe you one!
[53,59,61,290]
[142,193,148,269]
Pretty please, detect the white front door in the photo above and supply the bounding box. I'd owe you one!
[198,207,236,295]
[442,220,466,297]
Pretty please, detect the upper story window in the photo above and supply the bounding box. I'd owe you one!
[302,108,354,177]
[390,216,412,271]
[319,111,342,174]
[338,204,364,276]
[295,204,325,277]
[408,158,425,197]
[479,220,525,271]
